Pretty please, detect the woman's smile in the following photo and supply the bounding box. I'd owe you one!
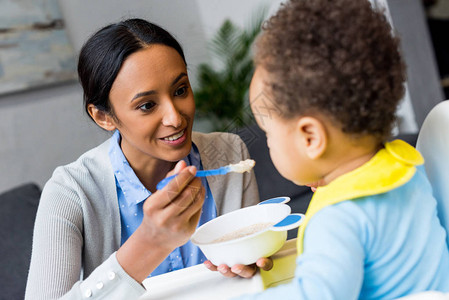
[160,129,187,145]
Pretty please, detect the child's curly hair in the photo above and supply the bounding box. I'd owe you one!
[254,0,406,142]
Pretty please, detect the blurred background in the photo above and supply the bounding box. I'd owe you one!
[0,0,447,199]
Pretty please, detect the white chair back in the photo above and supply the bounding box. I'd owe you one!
[416,100,449,247]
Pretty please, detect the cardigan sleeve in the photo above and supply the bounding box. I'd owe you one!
[63,253,145,300]
[25,166,146,300]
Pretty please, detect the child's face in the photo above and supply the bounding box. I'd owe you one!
[249,67,316,185]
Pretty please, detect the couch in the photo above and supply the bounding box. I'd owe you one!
[0,183,41,300]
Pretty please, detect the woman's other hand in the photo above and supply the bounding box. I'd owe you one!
[203,257,273,278]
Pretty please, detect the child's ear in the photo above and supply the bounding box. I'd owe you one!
[87,104,116,131]
[296,116,327,160]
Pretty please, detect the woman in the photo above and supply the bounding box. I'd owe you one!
[25,18,262,299]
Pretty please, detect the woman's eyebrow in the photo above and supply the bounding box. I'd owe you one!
[130,72,188,102]
[171,72,187,86]
[131,90,156,102]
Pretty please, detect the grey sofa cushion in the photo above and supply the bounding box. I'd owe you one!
[0,183,41,300]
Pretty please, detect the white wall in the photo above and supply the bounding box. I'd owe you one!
[0,0,283,193]
[0,83,109,193]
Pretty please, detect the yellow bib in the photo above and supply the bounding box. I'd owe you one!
[297,139,424,254]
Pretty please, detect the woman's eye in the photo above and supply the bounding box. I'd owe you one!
[138,102,156,111]
[174,86,187,97]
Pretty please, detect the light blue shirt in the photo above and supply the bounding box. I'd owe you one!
[108,130,217,277]
[235,166,449,299]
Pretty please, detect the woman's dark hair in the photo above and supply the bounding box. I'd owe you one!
[254,0,406,142]
[78,18,186,120]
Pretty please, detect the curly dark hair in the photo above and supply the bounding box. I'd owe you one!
[254,0,406,142]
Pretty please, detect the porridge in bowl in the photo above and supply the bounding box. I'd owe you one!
[212,222,275,243]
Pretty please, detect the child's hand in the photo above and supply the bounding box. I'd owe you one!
[204,257,273,278]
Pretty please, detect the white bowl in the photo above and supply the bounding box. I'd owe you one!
[191,202,302,266]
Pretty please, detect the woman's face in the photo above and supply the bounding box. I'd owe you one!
[108,44,195,164]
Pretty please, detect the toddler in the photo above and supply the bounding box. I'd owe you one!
[237,0,449,298]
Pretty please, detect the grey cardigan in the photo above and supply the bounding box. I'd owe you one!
[25,132,259,300]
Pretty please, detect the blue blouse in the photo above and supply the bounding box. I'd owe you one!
[108,130,217,277]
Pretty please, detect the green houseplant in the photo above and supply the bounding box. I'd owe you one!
[194,8,268,131]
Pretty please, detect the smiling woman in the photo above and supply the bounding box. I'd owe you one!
[24,18,261,300]
[89,45,196,189]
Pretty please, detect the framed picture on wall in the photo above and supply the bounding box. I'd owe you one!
[0,0,77,96]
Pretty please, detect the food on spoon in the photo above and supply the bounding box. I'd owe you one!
[228,159,256,173]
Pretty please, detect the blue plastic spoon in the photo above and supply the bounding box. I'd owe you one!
[156,159,255,190]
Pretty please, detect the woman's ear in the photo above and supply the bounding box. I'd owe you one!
[296,116,327,160]
[87,104,116,131]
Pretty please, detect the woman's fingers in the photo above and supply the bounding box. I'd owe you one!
[217,264,239,278]
[217,263,258,278]
[165,166,197,201]
[143,171,204,232]
[230,264,257,278]
[154,166,197,208]
[204,260,218,272]
[169,176,203,210]
[185,185,205,226]
[166,160,186,178]
[139,164,205,248]
[204,257,273,279]
[256,257,273,271]
[165,180,204,233]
